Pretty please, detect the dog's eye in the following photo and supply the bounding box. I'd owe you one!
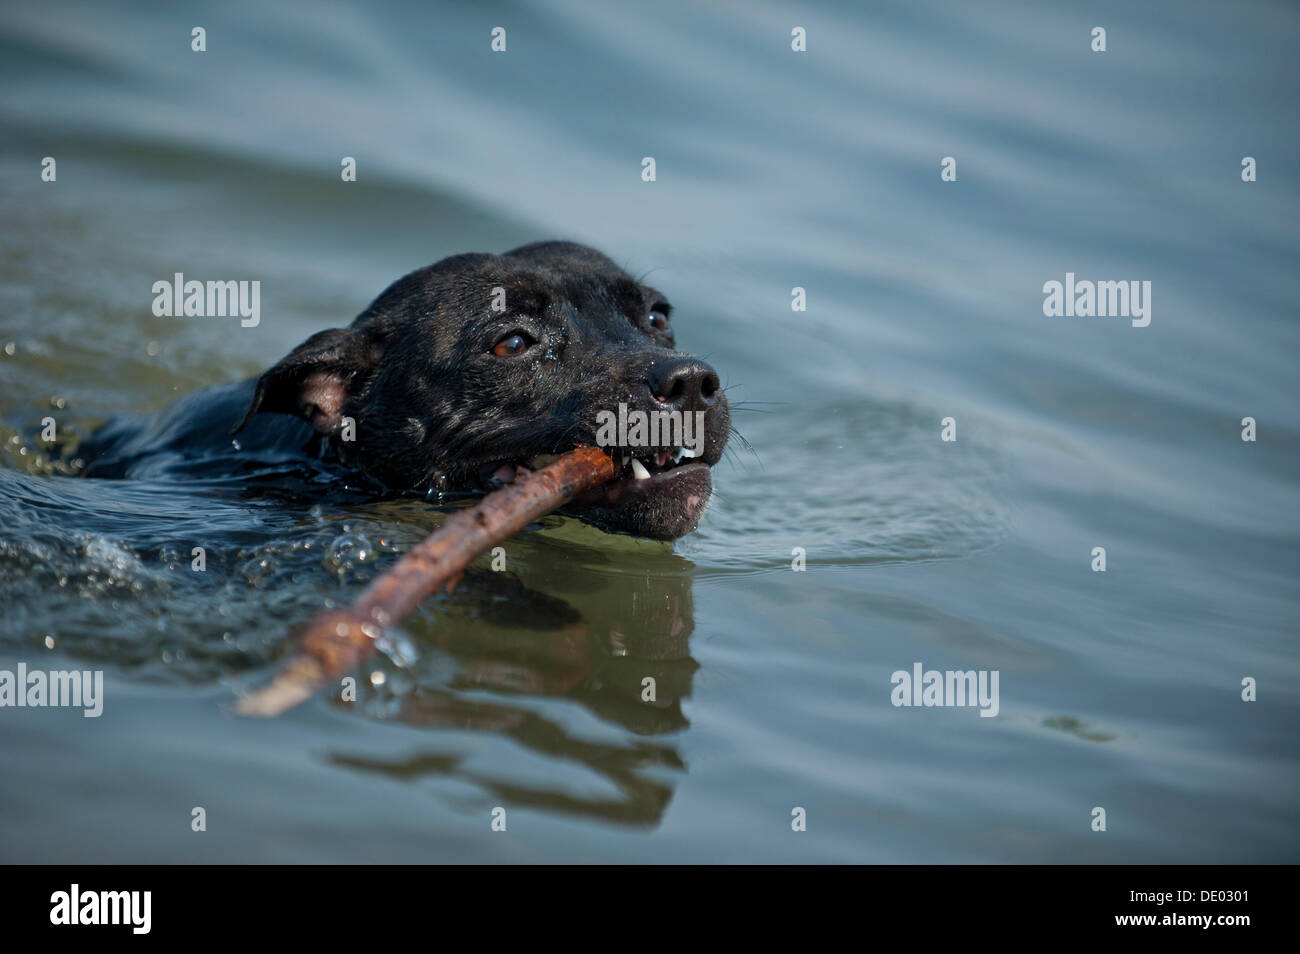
[491,332,535,357]
[649,309,671,333]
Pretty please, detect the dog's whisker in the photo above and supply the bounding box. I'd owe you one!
[727,425,756,452]
[721,425,761,471]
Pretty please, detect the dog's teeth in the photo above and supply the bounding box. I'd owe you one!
[631,458,651,480]
[679,446,699,459]
[672,448,684,464]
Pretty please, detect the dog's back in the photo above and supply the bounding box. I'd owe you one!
[79,379,325,481]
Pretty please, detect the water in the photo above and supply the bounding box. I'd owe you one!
[1,0,1297,862]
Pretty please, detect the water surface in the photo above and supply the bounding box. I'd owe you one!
[1,0,1297,862]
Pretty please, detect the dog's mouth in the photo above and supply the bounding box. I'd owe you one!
[477,446,713,541]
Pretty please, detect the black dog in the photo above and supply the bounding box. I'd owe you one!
[80,242,729,540]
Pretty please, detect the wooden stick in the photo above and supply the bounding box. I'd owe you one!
[234,446,616,717]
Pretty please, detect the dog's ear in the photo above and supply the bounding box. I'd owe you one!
[233,327,381,435]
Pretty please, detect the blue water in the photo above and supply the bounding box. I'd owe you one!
[0,0,1297,862]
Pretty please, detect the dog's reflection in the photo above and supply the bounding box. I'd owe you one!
[326,550,699,827]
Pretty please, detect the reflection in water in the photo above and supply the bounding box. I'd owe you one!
[328,561,699,827]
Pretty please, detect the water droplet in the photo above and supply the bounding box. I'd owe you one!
[324,532,373,576]
[240,555,277,586]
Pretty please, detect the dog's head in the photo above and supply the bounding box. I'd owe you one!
[239,242,729,540]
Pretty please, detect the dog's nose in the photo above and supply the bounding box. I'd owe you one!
[648,356,721,409]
